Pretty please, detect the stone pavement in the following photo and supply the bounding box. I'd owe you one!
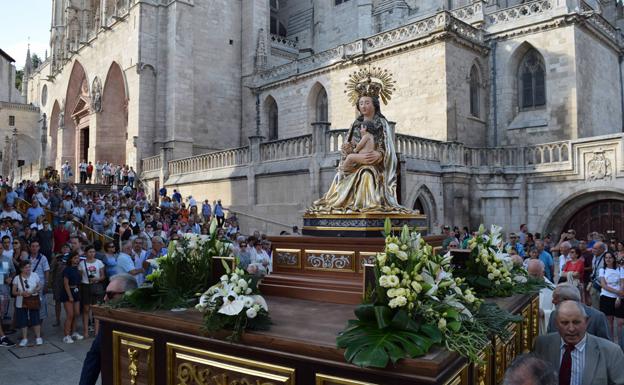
[0,294,101,385]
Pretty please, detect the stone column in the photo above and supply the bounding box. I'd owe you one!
[2,136,10,179]
[39,113,47,178]
[159,145,173,189]
[310,122,331,200]
[247,135,265,206]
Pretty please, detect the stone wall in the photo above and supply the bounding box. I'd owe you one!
[0,102,41,166]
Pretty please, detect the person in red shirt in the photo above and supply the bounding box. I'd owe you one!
[53,221,70,254]
[86,162,94,184]
[562,247,586,301]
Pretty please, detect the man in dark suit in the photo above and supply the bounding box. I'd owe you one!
[79,274,138,385]
[547,283,610,340]
[535,300,624,385]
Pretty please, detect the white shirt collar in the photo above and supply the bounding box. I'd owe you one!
[560,333,588,352]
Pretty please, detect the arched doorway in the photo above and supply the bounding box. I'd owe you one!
[411,185,437,234]
[63,61,90,175]
[97,62,128,166]
[563,200,624,240]
[49,101,60,167]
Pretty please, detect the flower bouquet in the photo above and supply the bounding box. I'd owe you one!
[117,219,231,310]
[336,220,520,368]
[460,224,545,297]
[196,267,271,341]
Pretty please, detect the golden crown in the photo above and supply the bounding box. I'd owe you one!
[345,66,396,106]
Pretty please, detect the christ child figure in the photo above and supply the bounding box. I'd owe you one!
[341,120,382,172]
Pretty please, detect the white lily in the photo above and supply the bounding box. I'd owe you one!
[218,292,245,316]
[252,295,269,311]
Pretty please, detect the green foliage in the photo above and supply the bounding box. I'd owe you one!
[337,306,434,368]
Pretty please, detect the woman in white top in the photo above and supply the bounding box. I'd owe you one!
[599,252,624,340]
[11,260,42,347]
[249,240,271,276]
[78,245,105,337]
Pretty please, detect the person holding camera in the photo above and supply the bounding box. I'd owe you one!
[78,245,105,338]
[11,260,43,347]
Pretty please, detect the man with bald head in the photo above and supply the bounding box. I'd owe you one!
[535,300,624,385]
[527,259,555,334]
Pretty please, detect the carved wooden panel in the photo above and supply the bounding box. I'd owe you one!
[471,346,491,385]
[531,296,539,347]
[444,363,470,385]
[166,343,295,385]
[275,248,302,269]
[304,250,355,272]
[112,331,154,385]
[358,252,377,273]
[521,305,531,353]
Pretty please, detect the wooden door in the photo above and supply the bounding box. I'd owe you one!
[563,200,624,240]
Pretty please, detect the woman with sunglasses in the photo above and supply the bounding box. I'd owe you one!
[11,260,42,347]
[103,242,119,279]
[61,252,82,343]
[599,252,624,341]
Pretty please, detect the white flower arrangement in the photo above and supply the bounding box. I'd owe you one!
[195,267,271,340]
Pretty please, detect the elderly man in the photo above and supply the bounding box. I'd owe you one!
[527,259,555,334]
[79,273,137,385]
[535,239,554,282]
[503,354,557,385]
[547,284,610,340]
[535,300,624,385]
[506,233,525,257]
[589,241,607,309]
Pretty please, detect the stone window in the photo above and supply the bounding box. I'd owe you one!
[335,0,350,5]
[518,49,546,110]
[266,97,279,140]
[469,65,480,118]
[316,88,328,122]
[8,116,15,126]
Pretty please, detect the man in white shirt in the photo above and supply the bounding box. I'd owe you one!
[557,241,571,282]
[116,240,144,283]
[527,259,554,335]
[94,161,103,184]
[131,238,147,286]
[0,205,22,222]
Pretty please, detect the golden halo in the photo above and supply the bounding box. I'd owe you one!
[344,66,396,106]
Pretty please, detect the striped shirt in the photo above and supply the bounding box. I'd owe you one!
[560,335,587,385]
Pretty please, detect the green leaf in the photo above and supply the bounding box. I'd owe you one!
[447,321,461,332]
[354,304,376,322]
[336,322,432,368]
[384,217,392,236]
[445,309,460,320]
[420,324,443,344]
[374,306,392,329]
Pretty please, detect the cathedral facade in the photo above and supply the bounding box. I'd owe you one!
[24,0,624,237]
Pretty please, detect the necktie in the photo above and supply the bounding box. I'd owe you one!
[559,343,575,385]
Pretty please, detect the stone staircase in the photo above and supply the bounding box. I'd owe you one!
[74,183,125,195]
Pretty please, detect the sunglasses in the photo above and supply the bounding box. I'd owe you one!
[105,290,124,298]
[23,280,29,289]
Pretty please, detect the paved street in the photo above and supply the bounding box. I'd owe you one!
[0,294,100,385]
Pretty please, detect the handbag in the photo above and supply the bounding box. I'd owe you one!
[19,275,40,310]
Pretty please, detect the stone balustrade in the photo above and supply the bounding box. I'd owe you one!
[486,0,553,26]
[260,134,312,161]
[451,0,486,25]
[326,129,349,153]
[270,34,298,50]
[167,147,249,175]
[141,155,161,172]
[253,11,483,86]
[146,131,623,178]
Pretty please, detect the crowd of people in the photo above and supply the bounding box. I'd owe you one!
[60,160,138,186]
[441,223,624,384]
[1,170,624,384]
[0,175,276,353]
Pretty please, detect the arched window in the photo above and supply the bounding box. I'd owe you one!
[316,88,328,122]
[265,96,278,140]
[469,65,480,118]
[519,49,546,109]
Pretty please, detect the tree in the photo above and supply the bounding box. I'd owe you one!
[15,70,23,90]
[31,54,42,69]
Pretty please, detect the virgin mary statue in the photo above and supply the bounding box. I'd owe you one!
[307,68,410,214]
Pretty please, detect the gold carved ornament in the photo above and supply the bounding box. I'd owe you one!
[344,66,396,106]
[128,348,139,385]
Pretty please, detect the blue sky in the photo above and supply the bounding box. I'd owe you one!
[0,0,51,69]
